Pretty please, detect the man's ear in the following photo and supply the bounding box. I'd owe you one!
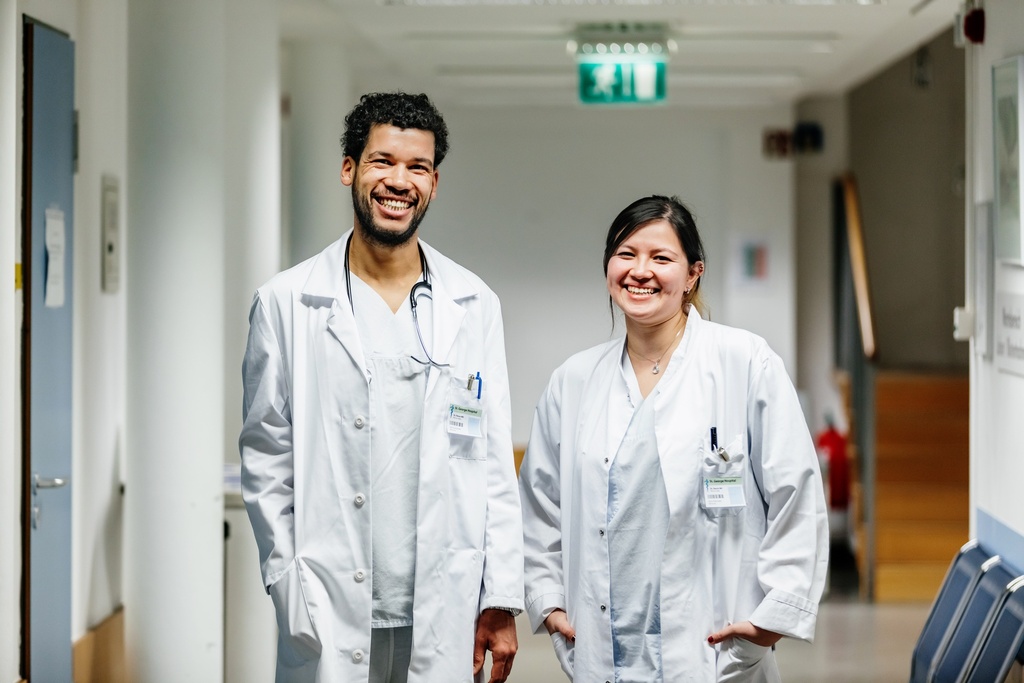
[341,156,355,187]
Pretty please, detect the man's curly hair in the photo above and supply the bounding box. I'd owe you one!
[340,92,450,167]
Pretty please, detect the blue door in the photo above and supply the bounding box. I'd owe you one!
[22,19,74,683]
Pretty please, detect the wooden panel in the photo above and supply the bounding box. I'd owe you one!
[875,522,969,563]
[874,373,969,413]
[874,563,950,602]
[874,485,968,522]
[875,455,968,484]
[72,608,125,683]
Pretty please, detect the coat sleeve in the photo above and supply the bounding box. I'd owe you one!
[519,373,567,634]
[746,349,829,641]
[239,291,295,590]
[478,297,526,614]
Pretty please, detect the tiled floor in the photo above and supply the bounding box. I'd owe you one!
[505,600,929,682]
[506,542,932,682]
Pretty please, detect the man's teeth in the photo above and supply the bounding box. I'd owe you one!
[627,286,655,295]
[378,198,412,211]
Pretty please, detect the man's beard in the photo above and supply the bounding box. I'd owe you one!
[352,189,429,248]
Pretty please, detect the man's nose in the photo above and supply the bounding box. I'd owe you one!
[386,164,412,189]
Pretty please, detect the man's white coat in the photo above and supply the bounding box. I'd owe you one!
[520,308,828,682]
[241,232,524,683]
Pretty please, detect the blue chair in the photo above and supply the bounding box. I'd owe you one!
[910,541,991,683]
[931,558,1018,683]
[964,576,1024,683]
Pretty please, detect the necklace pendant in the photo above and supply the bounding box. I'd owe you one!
[652,363,660,374]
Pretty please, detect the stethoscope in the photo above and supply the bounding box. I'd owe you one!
[344,234,450,368]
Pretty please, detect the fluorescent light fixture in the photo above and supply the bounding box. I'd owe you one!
[383,0,880,6]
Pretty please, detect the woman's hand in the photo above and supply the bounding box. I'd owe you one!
[543,609,576,641]
[707,621,783,648]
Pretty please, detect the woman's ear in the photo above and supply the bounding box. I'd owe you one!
[689,261,705,287]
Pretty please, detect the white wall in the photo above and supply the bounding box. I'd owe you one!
[967,0,1024,570]
[420,104,797,444]
[1,0,19,678]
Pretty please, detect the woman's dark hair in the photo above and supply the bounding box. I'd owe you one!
[340,92,450,167]
[603,195,707,316]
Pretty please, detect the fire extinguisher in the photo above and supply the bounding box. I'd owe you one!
[816,418,848,509]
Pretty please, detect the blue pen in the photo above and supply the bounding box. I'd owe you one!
[475,371,482,400]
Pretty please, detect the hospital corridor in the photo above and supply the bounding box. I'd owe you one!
[4,0,1024,680]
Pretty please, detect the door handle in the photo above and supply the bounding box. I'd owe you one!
[33,473,68,495]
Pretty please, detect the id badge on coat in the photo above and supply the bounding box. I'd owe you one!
[447,404,483,438]
[700,432,747,516]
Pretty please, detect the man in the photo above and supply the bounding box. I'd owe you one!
[240,92,524,683]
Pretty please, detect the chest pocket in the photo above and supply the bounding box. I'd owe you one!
[699,433,748,518]
[446,375,486,461]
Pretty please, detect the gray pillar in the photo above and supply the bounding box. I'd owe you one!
[286,41,353,265]
[126,1,226,680]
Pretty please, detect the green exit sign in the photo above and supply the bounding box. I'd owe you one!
[578,58,667,105]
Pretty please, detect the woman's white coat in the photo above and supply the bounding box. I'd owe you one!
[241,232,524,683]
[520,307,828,682]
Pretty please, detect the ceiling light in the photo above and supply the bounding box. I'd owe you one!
[383,0,880,6]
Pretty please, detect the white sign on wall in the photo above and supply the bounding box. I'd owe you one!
[995,290,1024,377]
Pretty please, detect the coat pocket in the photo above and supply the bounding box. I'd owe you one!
[269,558,322,662]
[550,633,575,681]
[716,637,779,682]
[700,433,748,518]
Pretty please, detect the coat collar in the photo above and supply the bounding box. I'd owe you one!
[301,229,480,381]
[300,229,479,303]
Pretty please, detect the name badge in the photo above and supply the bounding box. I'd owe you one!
[703,476,746,508]
[447,404,483,438]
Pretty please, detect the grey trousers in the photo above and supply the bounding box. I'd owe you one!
[369,626,413,683]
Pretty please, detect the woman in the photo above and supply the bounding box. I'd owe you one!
[519,195,828,682]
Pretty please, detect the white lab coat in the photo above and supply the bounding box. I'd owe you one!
[240,232,525,683]
[520,307,828,682]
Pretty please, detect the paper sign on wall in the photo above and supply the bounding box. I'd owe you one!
[44,207,66,308]
[994,290,1024,377]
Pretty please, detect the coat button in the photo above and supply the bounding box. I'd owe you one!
[354,493,366,508]
[354,416,366,429]
[354,569,366,583]
[600,604,607,612]
[599,529,605,537]
[351,649,365,663]
[604,458,609,464]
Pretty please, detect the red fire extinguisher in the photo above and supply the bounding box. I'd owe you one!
[816,419,848,509]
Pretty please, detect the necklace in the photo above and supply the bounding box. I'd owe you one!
[627,324,684,375]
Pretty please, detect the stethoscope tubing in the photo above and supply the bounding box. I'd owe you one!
[344,233,449,368]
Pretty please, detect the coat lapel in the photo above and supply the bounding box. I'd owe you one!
[420,243,474,399]
[302,231,367,376]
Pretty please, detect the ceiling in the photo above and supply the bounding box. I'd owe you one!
[280,0,961,108]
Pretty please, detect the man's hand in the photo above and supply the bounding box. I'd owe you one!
[473,608,518,683]
[707,620,783,648]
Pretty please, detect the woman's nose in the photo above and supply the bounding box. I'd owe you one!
[630,259,653,278]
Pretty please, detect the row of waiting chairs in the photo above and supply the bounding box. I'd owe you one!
[910,540,1024,682]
